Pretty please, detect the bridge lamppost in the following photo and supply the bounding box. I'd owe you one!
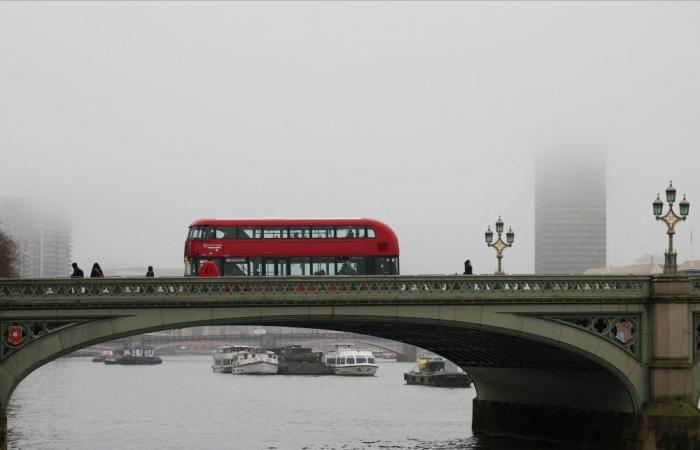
[485,216,515,275]
[653,180,690,275]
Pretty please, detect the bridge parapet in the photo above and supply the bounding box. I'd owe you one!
[690,276,700,297]
[0,275,651,307]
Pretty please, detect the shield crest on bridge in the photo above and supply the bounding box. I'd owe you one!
[6,325,25,346]
[614,319,634,345]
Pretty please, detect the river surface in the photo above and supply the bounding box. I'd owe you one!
[8,356,569,449]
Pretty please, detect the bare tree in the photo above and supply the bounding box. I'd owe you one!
[0,226,18,278]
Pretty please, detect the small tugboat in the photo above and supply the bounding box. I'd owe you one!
[104,347,162,365]
[271,345,333,375]
[404,356,471,388]
[324,343,378,376]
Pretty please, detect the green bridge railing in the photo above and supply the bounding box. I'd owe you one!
[0,275,666,308]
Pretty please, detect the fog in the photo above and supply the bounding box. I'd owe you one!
[1,2,699,275]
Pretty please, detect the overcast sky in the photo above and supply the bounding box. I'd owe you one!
[1,2,699,275]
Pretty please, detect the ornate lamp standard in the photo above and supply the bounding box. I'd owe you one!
[653,181,690,275]
[485,216,515,275]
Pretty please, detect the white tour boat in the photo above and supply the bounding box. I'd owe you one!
[213,345,279,374]
[232,346,278,374]
[212,345,237,373]
[324,343,378,376]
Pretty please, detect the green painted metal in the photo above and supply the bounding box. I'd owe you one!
[0,275,651,307]
[0,274,695,426]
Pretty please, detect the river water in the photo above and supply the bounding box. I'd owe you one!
[7,356,568,449]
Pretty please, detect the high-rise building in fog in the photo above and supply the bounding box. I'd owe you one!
[0,197,71,278]
[535,152,606,274]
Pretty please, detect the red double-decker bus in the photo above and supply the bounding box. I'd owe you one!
[184,218,400,276]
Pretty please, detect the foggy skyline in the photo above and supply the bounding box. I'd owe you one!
[1,2,699,275]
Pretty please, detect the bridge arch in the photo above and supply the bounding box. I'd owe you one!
[0,304,643,416]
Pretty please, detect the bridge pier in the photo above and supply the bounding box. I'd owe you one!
[472,399,700,449]
[640,277,700,449]
[471,276,700,450]
[472,398,638,449]
[1,412,6,450]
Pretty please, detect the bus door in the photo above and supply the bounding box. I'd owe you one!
[250,258,263,276]
[263,259,277,276]
[276,259,290,276]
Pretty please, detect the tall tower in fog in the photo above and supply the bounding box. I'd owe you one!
[535,151,606,274]
[0,197,72,278]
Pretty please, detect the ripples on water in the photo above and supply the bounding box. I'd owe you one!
[8,356,570,450]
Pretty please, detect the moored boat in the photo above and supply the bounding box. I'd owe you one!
[231,346,278,375]
[324,343,378,376]
[212,345,237,373]
[92,350,113,363]
[104,347,162,365]
[404,357,471,388]
[271,345,333,375]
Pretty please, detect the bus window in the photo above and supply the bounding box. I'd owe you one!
[199,227,215,239]
[312,259,335,276]
[290,258,310,276]
[311,227,334,239]
[218,226,237,239]
[337,257,365,275]
[250,258,263,276]
[264,260,277,276]
[375,257,398,275]
[223,258,249,276]
[188,259,198,275]
[239,227,262,239]
[277,260,290,276]
[337,260,358,275]
[189,227,203,239]
[263,228,284,239]
[367,228,376,238]
[289,227,310,239]
[336,227,362,238]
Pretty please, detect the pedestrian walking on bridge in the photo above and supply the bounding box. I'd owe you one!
[463,259,473,275]
[70,262,84,278]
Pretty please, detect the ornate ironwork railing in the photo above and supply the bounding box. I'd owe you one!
[0,275,651,308]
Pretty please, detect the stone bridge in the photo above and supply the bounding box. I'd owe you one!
[0,274,699,449]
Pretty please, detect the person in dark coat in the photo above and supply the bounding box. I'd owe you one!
[90,262,104,278]
[70,262,84,278]
[463,259,473,275]
[146,266,154,277]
